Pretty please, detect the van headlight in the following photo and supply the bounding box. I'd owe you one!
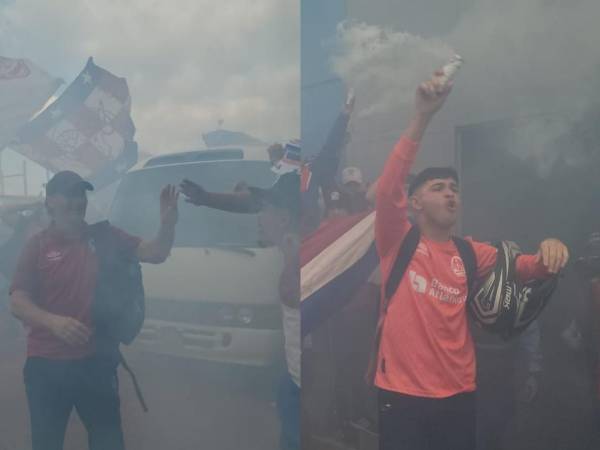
[237,307,254,325]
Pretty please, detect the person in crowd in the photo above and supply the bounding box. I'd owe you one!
[575,231,600,448]
[339,166,373,214]
[267,143,286,167]
[180,172,301,450]
[372,71,569,450]
[9,170,178,450]
[474,317,543,450]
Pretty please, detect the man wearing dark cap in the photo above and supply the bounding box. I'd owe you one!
[372,72,569,450]
[180,171,301,450]
[10,170,179,450]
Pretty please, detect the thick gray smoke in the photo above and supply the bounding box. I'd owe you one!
[332,21,454,118]
[332,0,600,176]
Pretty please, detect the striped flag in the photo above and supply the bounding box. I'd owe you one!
[16,57,137,189]
[0,56,62,149]
[301,211,379,337]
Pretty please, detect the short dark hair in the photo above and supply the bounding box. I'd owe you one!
[408,167,459,197]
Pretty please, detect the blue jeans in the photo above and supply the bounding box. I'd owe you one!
[24,356,125,450]
[277,372,300,450]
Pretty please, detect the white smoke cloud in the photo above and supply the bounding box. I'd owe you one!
[333,0,600,176]
[0,0,299,154]
[332,21,454,118]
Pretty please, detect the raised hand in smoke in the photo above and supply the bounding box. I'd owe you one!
[160,184,179,228]
[415,70,453,118]
[405,70,454,142]
[179,179,207,206]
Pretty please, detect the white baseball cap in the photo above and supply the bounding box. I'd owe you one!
[342,167,363,185]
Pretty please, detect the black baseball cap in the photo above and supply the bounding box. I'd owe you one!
[46,170,94,197]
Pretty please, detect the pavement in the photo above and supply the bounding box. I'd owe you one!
[0,327,282,450]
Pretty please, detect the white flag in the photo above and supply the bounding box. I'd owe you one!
[0,56,62,149]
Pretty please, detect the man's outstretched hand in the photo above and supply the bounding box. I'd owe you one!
[535,238,569,274]
[180,179,206,206]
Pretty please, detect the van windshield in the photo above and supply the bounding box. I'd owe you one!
[109,160,276,248]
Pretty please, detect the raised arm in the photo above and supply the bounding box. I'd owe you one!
[513,238,569,280]
[471,238,569,281]
[136,185,179,264]
[179,179,262,214]
[310,89,355,194]
[375,73,452,257]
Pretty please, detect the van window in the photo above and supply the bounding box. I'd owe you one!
[109,160,276,248]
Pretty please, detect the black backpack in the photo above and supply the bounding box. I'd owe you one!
[88,221,145,348]
[88,220,148,411]
[366,226,477,384]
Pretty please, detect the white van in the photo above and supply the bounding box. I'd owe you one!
[108,147,284,367]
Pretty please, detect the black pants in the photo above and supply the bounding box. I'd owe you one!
[24,356,124,450]
[378,389,476,450]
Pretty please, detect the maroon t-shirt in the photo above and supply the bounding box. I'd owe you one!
[10,224,141,360]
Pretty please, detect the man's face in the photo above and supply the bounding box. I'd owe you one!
[258,205,289,246]
[46,189,88,229]
[267,144,285,166]
[342,181,365,196]
[411,178,460,229]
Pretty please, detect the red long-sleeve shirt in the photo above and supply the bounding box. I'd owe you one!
[374,136,549,398]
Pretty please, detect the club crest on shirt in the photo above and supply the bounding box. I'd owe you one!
[451,256,466,277]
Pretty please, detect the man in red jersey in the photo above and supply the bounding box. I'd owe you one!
[373,71,569,450]
[10,170,178,450]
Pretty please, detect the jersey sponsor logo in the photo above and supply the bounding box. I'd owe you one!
[429,277,467,305]
[409,270,428,293]
[451,256,466,277]
[409,270,467,305]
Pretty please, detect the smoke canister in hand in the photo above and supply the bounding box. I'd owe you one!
[436,54,463,90]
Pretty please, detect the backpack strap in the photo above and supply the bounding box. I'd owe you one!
[366,225,420,384]
[88,221,149,412]
[383,225,421,306]
[119,350,149,412]
[87,220,114,263]
[452,236,477,294]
